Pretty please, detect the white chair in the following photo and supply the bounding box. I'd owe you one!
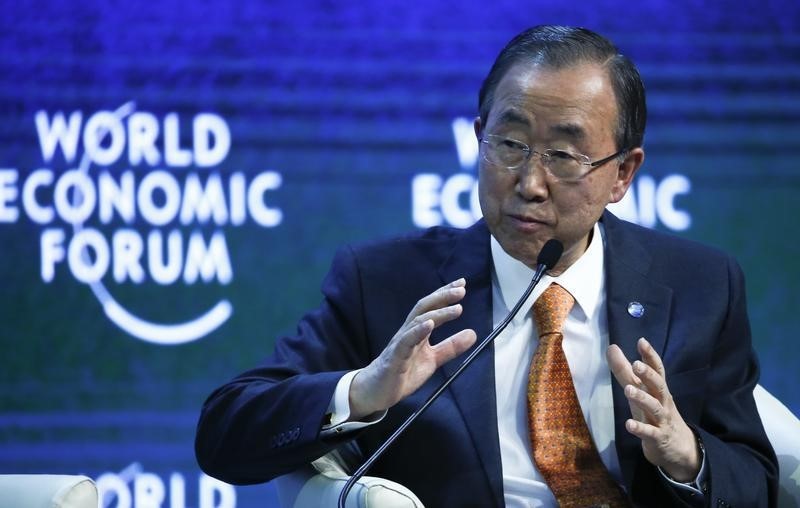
[275,384,800,508]
[0,474,98,508]
[755,384,800,508]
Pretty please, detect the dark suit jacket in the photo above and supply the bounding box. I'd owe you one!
[195,211,778,507]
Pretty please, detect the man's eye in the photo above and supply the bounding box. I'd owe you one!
[548,150,574,160]
[500,139,526,150]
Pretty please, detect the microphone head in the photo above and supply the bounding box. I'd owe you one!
[537,239,563,270]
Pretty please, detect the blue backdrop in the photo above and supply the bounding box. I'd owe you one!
[1,1,798,506]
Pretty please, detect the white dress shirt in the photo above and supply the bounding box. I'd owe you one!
[491,222,621,507]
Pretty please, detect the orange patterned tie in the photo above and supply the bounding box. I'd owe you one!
[527,283,629,507]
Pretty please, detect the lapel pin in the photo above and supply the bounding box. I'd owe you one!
[627,301,644,318]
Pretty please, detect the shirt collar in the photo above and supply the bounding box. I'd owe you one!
[490,222,605,319]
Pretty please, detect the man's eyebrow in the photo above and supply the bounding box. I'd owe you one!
[550,122,587,140]
[494,110,531,127]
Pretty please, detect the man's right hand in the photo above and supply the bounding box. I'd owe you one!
[348,278,477,420]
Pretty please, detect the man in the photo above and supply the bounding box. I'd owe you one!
[195,26,778,507]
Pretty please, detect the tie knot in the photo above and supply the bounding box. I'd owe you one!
[532,283,575,336]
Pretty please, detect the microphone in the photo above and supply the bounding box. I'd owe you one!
[531,237,563,282]
[338,239,564,508]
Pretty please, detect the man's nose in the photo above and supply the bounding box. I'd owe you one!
[515,157,549,201]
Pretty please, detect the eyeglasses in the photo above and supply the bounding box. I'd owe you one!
[478,134,627,182]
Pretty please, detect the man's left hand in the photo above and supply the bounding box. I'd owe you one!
[607,337,701,482]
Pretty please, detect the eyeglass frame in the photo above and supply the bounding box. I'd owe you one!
[478,133,629,182]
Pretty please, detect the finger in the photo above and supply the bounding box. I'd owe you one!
[393,319,435,358]
[606,344,643,388]
[625,418,661,442]
[624,384,667,425]
[405,279,467,325]
[412,302,464,330]
[395,300,467,354]
[637,337,666,379]
[632,359,670,403]
[431,329,477,365]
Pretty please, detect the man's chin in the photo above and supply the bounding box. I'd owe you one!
[497,237,544,269]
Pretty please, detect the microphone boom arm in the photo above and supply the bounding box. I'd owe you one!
[337,244,559,508]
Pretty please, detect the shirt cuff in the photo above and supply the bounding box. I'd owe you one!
[657,435,708,498]
[320,369,386,437]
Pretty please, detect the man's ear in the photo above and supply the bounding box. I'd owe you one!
[610,147,645,203]
[473,116,482,139]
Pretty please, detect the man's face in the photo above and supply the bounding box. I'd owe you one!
[476,62,643,273]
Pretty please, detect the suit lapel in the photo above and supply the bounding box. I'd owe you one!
[432,220,504,507]
[601,211,674,490]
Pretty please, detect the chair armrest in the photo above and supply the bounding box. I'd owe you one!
[0,474,98,508]
[754,384,800,507]
[275,445,424,508]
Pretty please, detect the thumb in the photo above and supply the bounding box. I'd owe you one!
[432,329,477,365]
